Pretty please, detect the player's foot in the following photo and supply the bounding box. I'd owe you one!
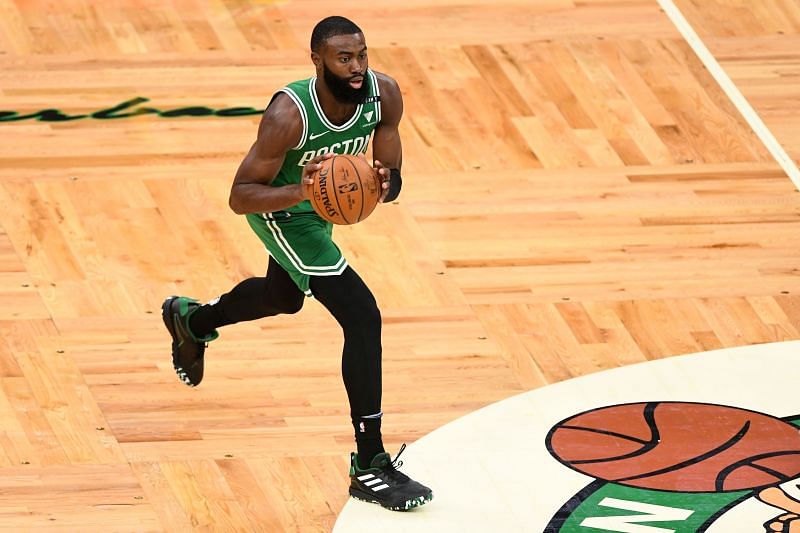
[161,296,218,387]
[349,444,433,511]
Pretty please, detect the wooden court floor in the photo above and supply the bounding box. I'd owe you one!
[1,0,799,530]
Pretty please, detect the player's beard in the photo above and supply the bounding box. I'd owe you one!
[322,61,369,105]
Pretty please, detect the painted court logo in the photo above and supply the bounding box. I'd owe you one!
[0,97,264,122]
[545,402,800,532]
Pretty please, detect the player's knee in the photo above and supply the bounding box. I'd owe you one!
[278,297,304,315]
[358,299,381,329]
[341,298,381,334]
[265,292,304,315]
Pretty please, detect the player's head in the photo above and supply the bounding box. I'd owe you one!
[310,16,369,105]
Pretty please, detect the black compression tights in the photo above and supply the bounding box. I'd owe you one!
[189,257,382,417]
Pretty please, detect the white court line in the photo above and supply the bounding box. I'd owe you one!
[657,0,800,191]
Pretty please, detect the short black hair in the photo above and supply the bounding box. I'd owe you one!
[310,16,362,52]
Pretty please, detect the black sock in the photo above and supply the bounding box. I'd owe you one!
[188,298,226,338]
[189,278,274,337]
[353,415,385,469]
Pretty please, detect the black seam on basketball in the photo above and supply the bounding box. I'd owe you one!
[569,402,661,465]
[347,157,365,222]
[340,156,361,223]
[715,450,800,491]
[340,156,360,224]
[329,156,346,223]
[748,463,794,480]
[557,425,651,446]
[613,421,750,485]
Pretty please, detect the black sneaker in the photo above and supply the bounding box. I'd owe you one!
[349,444,433,511]
[161,296,218,387]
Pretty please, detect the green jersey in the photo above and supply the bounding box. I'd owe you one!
[242,69,384,294]
[269,68,383,214]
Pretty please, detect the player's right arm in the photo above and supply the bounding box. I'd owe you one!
[229,93,332,215]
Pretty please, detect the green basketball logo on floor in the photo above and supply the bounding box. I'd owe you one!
[545,402,800,532]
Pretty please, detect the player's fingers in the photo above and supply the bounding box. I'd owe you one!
[788,518,800,533]
[302,156,330,177]
[301,165,320,181]
[310,152,334,164]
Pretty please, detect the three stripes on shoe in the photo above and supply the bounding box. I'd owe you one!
[356,472,389,492]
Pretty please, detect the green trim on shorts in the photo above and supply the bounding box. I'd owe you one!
[245,211,348,295]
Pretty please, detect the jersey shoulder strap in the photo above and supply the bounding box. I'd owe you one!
[366,69,382,124]
[275,77,313,150]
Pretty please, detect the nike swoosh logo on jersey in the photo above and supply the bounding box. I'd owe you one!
[309,131,330,140]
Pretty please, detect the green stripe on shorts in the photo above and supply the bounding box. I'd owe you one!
[245,211,348,295]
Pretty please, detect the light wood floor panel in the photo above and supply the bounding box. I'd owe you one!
[1,0,799,530]
[674,0,800,166]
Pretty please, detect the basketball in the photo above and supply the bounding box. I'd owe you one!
[546,402,800,492]
[305,154,381,225]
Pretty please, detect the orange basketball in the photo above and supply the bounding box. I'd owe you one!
[546,402,800,492]
[305,154,380,225]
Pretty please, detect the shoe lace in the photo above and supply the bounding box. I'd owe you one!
[382,443,410,483]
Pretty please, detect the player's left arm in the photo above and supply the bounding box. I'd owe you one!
[371,72,403,203]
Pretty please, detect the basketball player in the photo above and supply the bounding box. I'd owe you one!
[161,16,432,511]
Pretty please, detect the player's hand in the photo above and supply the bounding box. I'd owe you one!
[300,152,334,199]
[372,159,391,202]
